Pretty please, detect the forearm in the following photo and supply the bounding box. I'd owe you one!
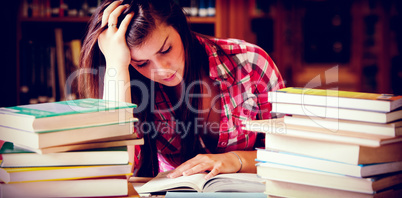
[229,150,257,173]
[98,1,134,103]
[103,67,132,103]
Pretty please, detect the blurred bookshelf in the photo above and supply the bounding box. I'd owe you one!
[241,0,401,94]
[11,0,402,107]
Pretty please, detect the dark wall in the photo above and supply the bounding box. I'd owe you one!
[1,1,19,107]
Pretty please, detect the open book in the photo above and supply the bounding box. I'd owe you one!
[135,171,265,194]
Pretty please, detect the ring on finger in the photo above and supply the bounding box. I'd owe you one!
[108,23,117,28]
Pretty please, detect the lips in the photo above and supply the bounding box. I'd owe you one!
[163,71,177,81]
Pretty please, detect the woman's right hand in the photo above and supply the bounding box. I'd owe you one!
[98,1,134,69]
[99,1,134,103]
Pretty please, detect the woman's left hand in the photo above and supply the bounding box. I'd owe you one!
[167,152,242,180]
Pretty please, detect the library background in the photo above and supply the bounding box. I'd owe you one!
[1,0,402,107]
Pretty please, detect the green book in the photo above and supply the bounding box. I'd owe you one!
[0,99,138,149]
[0,98,137,132]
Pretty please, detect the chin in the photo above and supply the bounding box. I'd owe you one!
[161,71,183,87]
[161,79,182,87]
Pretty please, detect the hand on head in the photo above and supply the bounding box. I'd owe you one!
[98,1,134,68]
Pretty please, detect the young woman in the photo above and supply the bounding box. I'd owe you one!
[79,0,284,179]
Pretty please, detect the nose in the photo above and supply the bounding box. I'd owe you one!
[153,59,173,76]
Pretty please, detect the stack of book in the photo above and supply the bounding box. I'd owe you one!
[243,87,402,198]
[0,98,143,197]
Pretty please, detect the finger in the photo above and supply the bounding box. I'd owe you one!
[168,162,195,178]
[167,157,201,178]
[117,12,134,36]
[182,163,208,176]
[205,166,220,180]
[101,1,122,27]
[108,4,130,28]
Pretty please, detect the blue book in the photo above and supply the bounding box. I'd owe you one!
[198,0,207,17]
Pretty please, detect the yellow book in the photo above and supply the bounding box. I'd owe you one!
[0,164,132,184]
[268,87,402,112]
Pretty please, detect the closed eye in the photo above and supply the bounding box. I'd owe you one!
[160,46,171,54]
[136,60,149,68]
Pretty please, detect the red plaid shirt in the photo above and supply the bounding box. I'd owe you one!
[136,36,284,172]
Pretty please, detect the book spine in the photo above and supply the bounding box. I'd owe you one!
[59,0,67,17]
[54,28,66,101]
[50,0,60,17]
[207,0,215,16]
[31,0,40,17]
[190,0,198,16]
[48,47,57,102]
[198,0,207,17]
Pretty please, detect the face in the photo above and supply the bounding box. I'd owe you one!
[130,23,185,87]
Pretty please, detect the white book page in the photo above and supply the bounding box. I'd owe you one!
[136,171,207,193]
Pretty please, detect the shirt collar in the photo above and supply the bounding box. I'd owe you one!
[197,36,233,81]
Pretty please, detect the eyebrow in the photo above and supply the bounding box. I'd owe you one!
[131,35,169,63]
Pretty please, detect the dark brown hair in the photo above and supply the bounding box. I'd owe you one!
[79,0,209,176]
